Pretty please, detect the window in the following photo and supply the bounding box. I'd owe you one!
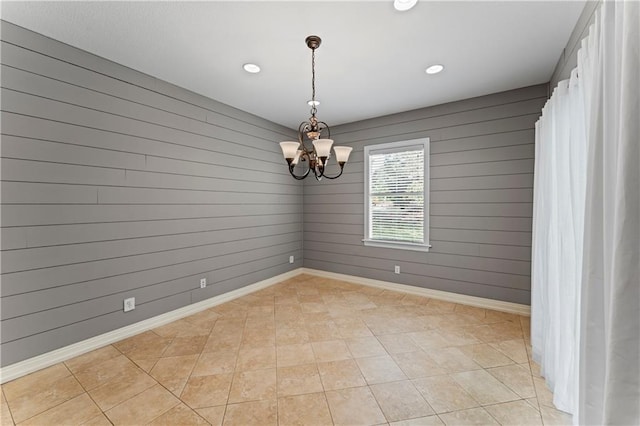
[363,138,430,252]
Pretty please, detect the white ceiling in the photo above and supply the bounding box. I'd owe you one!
[1,1,585,129]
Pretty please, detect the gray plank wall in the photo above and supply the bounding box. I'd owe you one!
[303,84,547,305]
[0,21,302,366]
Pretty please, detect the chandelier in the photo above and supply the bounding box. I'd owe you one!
[279,36,352,181]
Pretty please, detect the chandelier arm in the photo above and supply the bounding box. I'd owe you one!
[317,121,331,139]
[288,166,311,180]
[287,150,312,180]
[320,165,345,180]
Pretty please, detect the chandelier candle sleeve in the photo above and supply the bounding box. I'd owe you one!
[278,35,351,181]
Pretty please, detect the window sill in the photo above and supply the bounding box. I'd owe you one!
[362,239,431,252]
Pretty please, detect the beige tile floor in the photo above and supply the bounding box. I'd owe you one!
[1,274,573,425]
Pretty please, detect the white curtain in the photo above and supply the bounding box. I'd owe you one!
[532,67,587,416]
[532,1,639,424]
[578,1,639,424]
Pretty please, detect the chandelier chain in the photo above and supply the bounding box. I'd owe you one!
[311,47,317,116]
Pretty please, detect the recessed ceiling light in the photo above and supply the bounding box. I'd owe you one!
[394,0,418,12]
[307,100,320,106]
[243,63,261,73]
[425,64,444,75]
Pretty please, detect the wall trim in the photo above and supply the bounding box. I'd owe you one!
[302,268,531,317]
[1,267,529,384]
[0,268,303,384]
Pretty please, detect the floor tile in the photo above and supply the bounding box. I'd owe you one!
[236,345,276,371]
[439,407,499,425]
[81,413,112,425]
[525,397,540,411]
[390,415,444,425]
[162,335,207,357]
[222,399,277,426]
[277,363,323,397]
[425,300,457,314]
[412,375,479,414]
[64,346,121,375]
[378,333,421,354]
[203,333,243,354]
[325,386,386,426]
[487,363,536,399]
[2,276,563,426]
[105,384,179,425]
[392,351,446,379]
[88,369,156,411]
[113,331,171,361]
[346,336,387,358]
[18,393,100,426]
[485,399,543,425]
[228,368,276,403]
[408,330,451,350]
[191,350,238,376]
[180,373,233,408]
[356,355,407,384]
[277,343,316,367]
[149,354,198,395]
[311,340,352,362]
[195,406,226,426]
[458,343,515,368]
[72,355,139,391]
[2,364,70,402]
[428,347,482,373]
[147,403,209,425]
[132,358,158,373]
[305,321,343,342]
[1,389,14,426]
[439,327,482,347]
[370,380,435,422]
[278,392,333,426]
[276,327,310,345]
[539,405,573,425]
[489,339,529,363]
[533,376,555,408]
[335,319,373,338]
[317,359,367,391]
[451,369,520,405]
[7,374,84,424]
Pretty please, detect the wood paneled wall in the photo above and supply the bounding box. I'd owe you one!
[303,85,547,305]
[0,21,302,366]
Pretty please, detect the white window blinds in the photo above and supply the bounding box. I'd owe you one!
[364,138,430,251]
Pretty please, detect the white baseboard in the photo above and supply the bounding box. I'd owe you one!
[1,266,529,384]
[302,268,531,317]
[0,268,303,384]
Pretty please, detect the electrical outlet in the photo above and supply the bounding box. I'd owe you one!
[200,278,207,288]
[123,297,135,312]
[394,265,400,274]
[289,255,295,264]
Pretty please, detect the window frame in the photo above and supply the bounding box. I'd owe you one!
[363,137,431,252]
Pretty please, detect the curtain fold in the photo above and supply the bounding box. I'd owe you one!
[532,67,587,416]
[578,1,639,424]
[532,1,639,424]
